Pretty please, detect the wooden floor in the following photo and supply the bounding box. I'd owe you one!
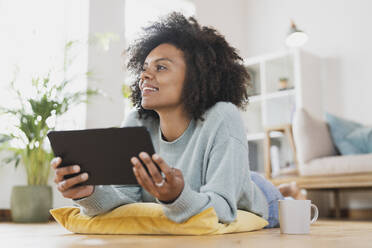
[1,220,372,248]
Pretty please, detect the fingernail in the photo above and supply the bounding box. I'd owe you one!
[59,181,66,190]
[131,157,137,164]
[73,165,80,172]
[81,173,88,180]
[153,154,160,160]
[140,152,148,158]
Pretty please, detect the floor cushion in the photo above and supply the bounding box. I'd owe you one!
[50,202,268,235]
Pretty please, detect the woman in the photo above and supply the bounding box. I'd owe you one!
[51,12,302,228]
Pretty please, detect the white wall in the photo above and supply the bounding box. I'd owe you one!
[193,0,249,58]
[85,0,126,129]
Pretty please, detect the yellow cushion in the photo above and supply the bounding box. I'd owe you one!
[50,203,268,235]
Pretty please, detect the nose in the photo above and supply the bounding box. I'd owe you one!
[140,68,154,81]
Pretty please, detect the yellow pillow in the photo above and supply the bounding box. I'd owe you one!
[51,203,268,235]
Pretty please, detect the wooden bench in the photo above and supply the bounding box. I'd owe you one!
[263,124,372,218]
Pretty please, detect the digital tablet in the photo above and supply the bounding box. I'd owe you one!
[47,127,157,185]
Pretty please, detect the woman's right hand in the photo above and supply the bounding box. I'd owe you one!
[51,157,94,200]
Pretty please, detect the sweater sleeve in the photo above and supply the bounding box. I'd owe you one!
[74,186,142,216]
[73,109,143,216]
[159,136,249,224]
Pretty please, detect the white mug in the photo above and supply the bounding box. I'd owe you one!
[278,199,318,234]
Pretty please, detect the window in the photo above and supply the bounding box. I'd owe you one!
[0,0,89,135]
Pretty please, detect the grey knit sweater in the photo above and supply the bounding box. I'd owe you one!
[74,102,268,223]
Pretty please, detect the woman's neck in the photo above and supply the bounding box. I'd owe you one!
[157,107,191,142]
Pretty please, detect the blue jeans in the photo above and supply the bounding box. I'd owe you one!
[250,171,284,228]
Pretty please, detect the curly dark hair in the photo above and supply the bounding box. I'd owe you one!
[126,12,250,121]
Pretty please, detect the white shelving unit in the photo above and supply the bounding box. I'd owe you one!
[241,49,323,174]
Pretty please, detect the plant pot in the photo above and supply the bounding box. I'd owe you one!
[10,185,53,223]
[279,79,288,90]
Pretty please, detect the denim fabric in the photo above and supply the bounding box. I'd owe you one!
[250,172,284,228]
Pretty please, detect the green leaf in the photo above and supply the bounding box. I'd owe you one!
[0,134,12,143]
[65,40,77,49]
[122,84,132,99]
[14,156,21,168]
[86,70,94,78]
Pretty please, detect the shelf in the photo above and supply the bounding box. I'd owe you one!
[246,131,283,141]
[242,49,322,174]
[248,94,262,103]
[272,165,298,178]
[248,89,295,103]
[265,53,295,93]
[264,88,295,100]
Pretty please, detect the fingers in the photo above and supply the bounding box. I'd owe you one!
[151,153,174,183]
[173,168,183,178]
[130,157,159,197]
[131,153,185,203]
[51,157,81,184]
[132,167,147,192]
[50,157,62,169]
[54,165,81,183]
[57,173,89,192]
[61,185,94,199]
[138,152,164,183]
[50,157,93,200]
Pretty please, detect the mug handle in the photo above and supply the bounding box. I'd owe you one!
[310,203,319,224]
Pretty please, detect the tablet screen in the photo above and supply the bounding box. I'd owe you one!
[47,127,156,185]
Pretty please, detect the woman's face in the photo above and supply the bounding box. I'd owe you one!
[139,43,186,112]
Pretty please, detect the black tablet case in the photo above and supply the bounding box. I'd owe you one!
[47,127,155,185]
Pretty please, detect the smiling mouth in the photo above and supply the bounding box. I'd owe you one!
[141,86,159,95]
[142,87,159,92]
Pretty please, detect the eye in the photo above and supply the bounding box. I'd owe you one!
[156,65,166,71]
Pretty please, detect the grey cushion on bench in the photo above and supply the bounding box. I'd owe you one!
[326,113,372,155]
[292,108,337,164]
[301,153,372,176]
[292,108,372,176]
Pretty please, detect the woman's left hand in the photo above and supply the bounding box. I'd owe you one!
[130,152,184,203]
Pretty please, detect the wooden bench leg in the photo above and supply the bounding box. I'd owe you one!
[334,189,341,219]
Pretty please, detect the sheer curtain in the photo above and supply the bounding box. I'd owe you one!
[0,0,89,208]
[0,0,89,134]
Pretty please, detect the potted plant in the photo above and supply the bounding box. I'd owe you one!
[278,77,289,90]
[0,41,98,222]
